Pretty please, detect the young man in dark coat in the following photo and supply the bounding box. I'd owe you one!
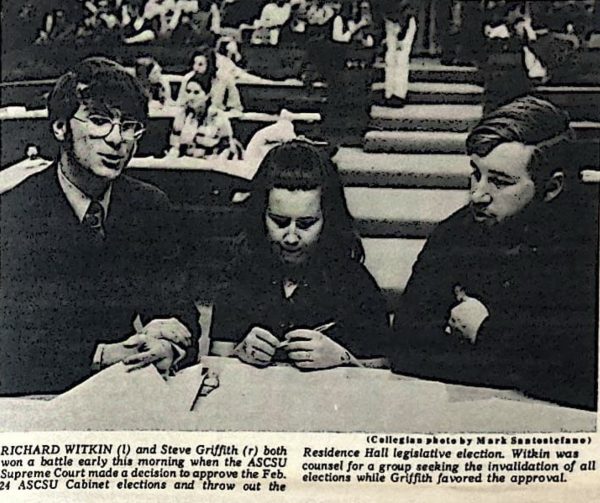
[0,57,197,395]
[392,96,598,410]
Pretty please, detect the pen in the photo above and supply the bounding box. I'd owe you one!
[133,314,144,333]
[190,367,209,411]
[279,322,337,348]
[313,321,336,333]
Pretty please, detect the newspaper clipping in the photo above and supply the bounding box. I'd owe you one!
[1,0,599,501]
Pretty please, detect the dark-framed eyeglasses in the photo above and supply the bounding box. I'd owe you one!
[72,114,146,141]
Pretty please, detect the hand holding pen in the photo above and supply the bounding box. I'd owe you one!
[280,322,361,370]
[233,323,337,368]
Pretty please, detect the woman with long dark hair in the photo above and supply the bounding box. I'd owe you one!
[210,140,390,369]
[176,46,221,107]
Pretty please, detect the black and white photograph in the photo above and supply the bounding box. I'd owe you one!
[0,0,599,499]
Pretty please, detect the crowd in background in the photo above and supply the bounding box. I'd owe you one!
[2,1,599,158]
[3,1,597,54]
[3,2,599,84]
[3,2,598,90]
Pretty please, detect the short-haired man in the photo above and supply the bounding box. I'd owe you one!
[392,96,597,410]
[0,57,196,394]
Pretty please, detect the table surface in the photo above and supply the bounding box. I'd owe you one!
[0,357,595,433]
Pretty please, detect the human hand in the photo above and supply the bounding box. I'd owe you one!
[233,326,279,367]
[123,335,175,374]
[445,287,489,343]
[141,317,192,347]
[100,336,143,368]
[350,18,369,32]
[282,329,353,370]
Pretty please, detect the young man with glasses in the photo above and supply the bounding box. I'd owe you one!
[0,57,197,395]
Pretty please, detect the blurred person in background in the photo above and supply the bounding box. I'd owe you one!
[177,44,301,113]
[381,0,417,104]
[176,0,222,44]
[135,56,174,105]
[239,0,297,46]
[169,75,240,159]
[125,0,184,43]
[176,45,241,111]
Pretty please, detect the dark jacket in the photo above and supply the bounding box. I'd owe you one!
[392,198,598,411]
[0,165,197,394]
[211,252,391,359]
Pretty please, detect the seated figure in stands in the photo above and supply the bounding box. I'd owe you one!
[210,140,390,369]
[0,57,197,395]
[125,0,185,43]
[134,56,173,106]
[174,0,222,45]
[169,75,240,159]
[391,96,598,411]
[240,0,297,46]
[176,43,302,113]
[176,45,243,113]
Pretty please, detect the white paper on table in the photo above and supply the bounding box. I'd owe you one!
[38,363,178,430]
[0,397,51,431]
[192,357,449,432]
[443,397,596,433]
[165,363,207,412]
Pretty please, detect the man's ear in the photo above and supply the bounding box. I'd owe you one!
[543,171,564,202]
[51,120,68,142]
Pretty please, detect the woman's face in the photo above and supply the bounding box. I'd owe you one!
[265,187,324,266]
[192,55,208,74]
[184,81,208,112]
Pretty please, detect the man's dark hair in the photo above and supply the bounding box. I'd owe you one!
[47,56,149,125]
[466,95,575,186]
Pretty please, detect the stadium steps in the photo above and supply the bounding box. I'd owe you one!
[369,104,600,139]
[333,148,470,189]
[358,61,477,299]
[372,81,484,105]
[363,130,468,154]
[534,85,600,121]
[373,58,483,85]
[344,187,468,239]
[369,104,483,132]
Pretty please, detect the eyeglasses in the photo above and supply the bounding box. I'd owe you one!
[72,115,146,141]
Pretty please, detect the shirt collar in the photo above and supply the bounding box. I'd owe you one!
[56,165,112,223]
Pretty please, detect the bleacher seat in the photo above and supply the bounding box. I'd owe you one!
[364,130,468,154]
[345,187,469,238]
[370,104,482,132]
[333,148,470,188]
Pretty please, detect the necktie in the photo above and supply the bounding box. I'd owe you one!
[83,200,106,241]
